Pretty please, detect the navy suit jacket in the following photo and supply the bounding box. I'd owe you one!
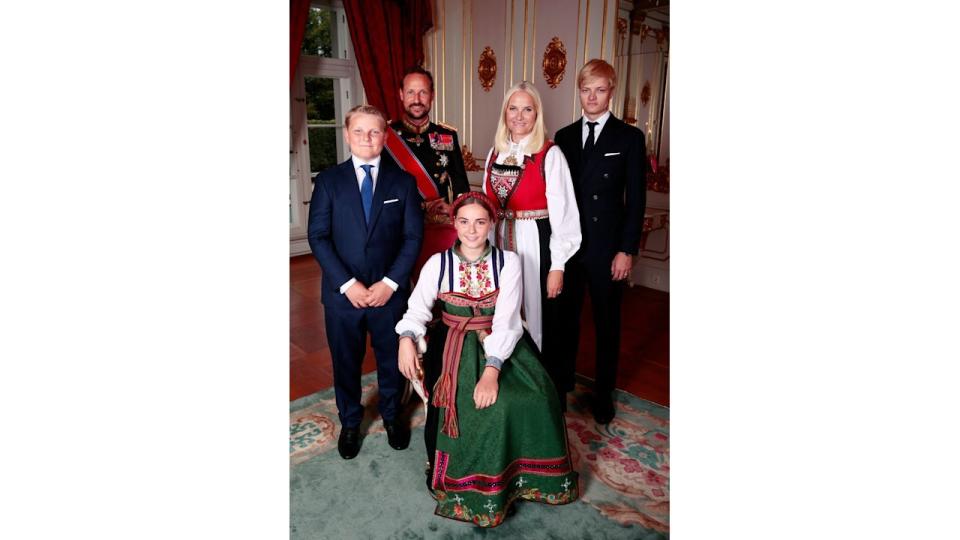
[307,157,424,310]
[554,115,646,266]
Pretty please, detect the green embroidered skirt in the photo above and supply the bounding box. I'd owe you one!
[430,301,579,527]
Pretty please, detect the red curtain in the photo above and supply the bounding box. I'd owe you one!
[343,0,434,122]
[290,0,312,86]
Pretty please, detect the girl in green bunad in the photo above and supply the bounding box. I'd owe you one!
[396,191,578,528]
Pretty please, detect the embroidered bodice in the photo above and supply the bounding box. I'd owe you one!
[484,141,554,211]
[395,243,522,363]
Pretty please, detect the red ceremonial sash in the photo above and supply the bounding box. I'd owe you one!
[384,129,441,200]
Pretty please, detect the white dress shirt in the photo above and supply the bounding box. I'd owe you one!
[351,155,381,190]
[339,154,399,294]
[581,109,612,147]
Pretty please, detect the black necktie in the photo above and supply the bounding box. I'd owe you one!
[584,121,598,155]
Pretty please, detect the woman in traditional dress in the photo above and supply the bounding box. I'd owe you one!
[481,81,581,405]
[396,192,578,528]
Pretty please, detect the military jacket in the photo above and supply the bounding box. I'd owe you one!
[387,119,471,204]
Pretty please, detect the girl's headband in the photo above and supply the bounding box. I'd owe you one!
[449,191,498,223]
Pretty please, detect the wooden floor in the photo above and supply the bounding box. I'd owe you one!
[291,255,669,407]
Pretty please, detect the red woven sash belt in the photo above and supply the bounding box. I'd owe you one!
[432,311,494,439]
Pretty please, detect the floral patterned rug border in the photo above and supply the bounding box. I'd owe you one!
[290,374,669,531]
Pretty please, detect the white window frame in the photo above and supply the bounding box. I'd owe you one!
[290,0,365,256]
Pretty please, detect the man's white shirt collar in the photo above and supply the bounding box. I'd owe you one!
[582,110,612,145]
[351,155,382,188]
[351,155,382,171]
[583,110,612,130]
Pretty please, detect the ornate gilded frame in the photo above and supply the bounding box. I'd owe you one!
[542,37,567,89]
[478,46,497,92]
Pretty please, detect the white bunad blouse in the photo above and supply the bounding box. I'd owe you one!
[481,134,582,351]
[395,247,524,368]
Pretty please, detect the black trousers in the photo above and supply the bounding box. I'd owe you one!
[325,295,407,428]
[555,257,624,397]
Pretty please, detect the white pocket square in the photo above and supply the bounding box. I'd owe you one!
[383,199,399,204]
[604,152,620,157]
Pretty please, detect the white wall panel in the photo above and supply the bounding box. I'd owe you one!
[468,0,509,165]
[425,0,667,290]
[425,0,623,161]
[534,0,581,137]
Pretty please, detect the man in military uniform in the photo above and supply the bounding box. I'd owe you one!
[383,66,471,280]
[383,66,472,491]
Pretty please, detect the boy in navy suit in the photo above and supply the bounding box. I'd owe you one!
[308,105,424,459]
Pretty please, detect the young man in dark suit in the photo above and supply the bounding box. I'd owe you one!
[308,105,424,458]
[553,59,647,424]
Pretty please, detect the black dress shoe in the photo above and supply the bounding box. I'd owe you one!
[593,393,616,425]
[383,420,410,450]
[425,467,435,494]
[338,426,361,459]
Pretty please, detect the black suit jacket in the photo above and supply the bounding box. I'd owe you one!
[307,157,424,310]
[554,115,646,265]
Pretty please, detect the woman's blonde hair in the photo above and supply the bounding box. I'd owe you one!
[494,81,546,155]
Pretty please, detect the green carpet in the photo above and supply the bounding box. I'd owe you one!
[291,373,669,539]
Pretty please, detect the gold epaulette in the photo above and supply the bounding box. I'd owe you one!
[436,121,458,132]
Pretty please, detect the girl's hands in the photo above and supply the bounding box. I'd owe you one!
[473,366,500,409]
[398,336,421,381]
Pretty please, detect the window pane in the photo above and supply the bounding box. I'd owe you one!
[305,77,335,123]
[301,7,343,59]
[308,127,338,174]
[305,75,341,174]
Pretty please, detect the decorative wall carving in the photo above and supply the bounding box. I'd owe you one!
[460,145,484,172]
[616,17,629,56]
[655,26,669,47]
[646,161,669,193]
[541,37,567,89]
[639,24,669,50]
[478,46,497,92]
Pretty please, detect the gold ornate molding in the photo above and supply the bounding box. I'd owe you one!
[542,37,567,89]
[478,46,497,92]
[646,160,670,194]
[461,145,484,172]
[655,26,669,48]
[616,17,629,56]
[639,24,669,50]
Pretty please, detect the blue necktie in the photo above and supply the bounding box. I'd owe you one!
[360,164,374,224]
